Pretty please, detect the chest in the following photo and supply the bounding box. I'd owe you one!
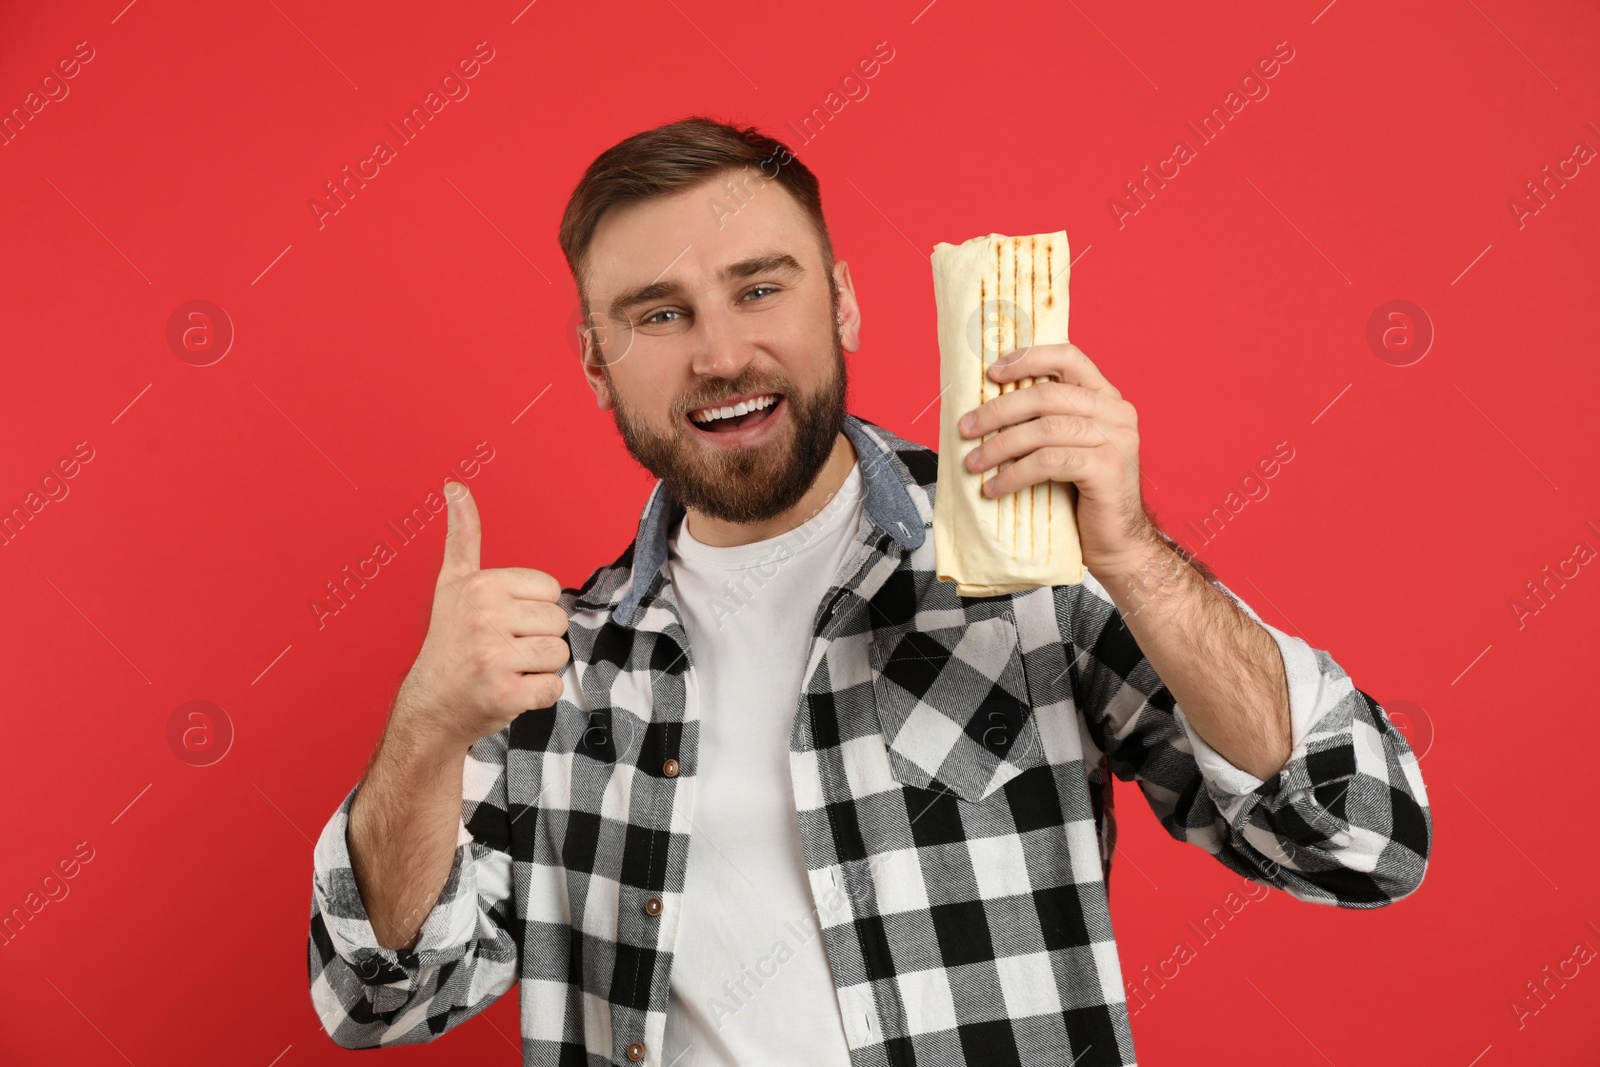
[536,575,1099,874]
[509,565,1121,1062]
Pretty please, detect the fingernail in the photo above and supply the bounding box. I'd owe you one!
[959,413,975,433]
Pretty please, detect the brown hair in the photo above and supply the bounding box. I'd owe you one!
[557,116,834,315]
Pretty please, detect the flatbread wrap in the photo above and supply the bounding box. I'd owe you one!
[931,231,1086,596]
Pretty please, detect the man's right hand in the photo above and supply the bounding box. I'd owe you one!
[391,481,570,750]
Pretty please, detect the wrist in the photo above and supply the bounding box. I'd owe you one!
[382,702,474,774]
[1090,520,1167,584]
[1093,531,1190,619]
[389,679,476,758]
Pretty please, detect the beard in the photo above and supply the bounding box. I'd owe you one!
[604,308,849,527]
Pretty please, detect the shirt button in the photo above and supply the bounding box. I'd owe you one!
[625,1041,646,1061]
[644,897,663,916]
[662,758,680,777]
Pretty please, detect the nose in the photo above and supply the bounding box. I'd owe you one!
[687,301,758,382]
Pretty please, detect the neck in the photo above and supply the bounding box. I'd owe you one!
[685,431,859,548]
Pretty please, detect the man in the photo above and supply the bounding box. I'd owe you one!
[308,116,1431,1066]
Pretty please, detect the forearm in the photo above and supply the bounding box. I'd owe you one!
[1092,532,1292,780]
[347,713,471,951]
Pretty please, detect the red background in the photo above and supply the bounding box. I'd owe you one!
[2,0,1596,1063]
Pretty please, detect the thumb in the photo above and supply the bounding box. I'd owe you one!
[441,481,481,577]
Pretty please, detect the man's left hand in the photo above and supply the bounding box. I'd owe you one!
[956,342,1157,577]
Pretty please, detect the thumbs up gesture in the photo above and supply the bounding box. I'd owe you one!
[391,481,570,750]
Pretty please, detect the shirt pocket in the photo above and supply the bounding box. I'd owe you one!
[869,611,1045,804]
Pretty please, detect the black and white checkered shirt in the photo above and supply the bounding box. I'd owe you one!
[308,412,1432,1066]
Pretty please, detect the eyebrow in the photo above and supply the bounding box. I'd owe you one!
[605,252,805,322]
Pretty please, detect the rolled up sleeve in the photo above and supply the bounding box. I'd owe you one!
[1063,569,1433,909]
[1173,595,1344,796]
[307,731,519,1048]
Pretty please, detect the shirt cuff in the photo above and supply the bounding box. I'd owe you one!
[311,783,478,992]
[1172,612,1329,798]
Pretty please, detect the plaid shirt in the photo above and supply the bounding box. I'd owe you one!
[308,413,1432,1066]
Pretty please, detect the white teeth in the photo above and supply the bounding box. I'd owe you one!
[691,394,779,423]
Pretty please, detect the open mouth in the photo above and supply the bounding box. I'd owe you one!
[686,392,784,435]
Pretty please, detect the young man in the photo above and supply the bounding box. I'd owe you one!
[308,117,1431,1066]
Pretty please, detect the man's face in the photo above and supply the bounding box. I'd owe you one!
[577,172,861,526]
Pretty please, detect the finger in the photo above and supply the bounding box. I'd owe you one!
[511,671,566,713]
[967,412,1099,474]
[959,379,1104,438]
[501,600,570,639]
[979,445,1092,498]
[505,634,571,675]
[441,481,481,578]
[990,342,1120,399]
[486,566,565,603]
[473,632,569,676]
[986,341,1068,383]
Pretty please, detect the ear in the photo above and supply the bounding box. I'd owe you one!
[833,260,862,353]
[577,313,616,412]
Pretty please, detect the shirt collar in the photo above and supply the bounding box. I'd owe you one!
[611,413,925,628]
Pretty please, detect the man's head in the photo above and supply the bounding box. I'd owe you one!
[558,117,862,526]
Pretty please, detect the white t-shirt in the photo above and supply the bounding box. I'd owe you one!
[661,460,865,1067]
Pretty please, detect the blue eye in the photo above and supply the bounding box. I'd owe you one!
[642,309,682,325]
[744,286,777,300]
